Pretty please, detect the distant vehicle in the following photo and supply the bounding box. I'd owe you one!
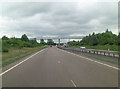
[50,46,52,47]
[80,46,86,49]
[63,43,68,47]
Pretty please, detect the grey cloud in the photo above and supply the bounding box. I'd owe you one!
[2,2,52,19]
[0,2,118,38]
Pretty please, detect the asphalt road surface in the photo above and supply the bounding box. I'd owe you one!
[2,47,118,87]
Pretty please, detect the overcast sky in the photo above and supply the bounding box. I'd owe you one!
[0,1,118,38]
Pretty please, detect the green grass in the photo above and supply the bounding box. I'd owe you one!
[69,45,118,51]
[1,46,48,67]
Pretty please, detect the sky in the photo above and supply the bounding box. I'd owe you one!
[0,0,118,40]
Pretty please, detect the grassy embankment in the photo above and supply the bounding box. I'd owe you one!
[1,46,48,67]
[69,45,118,51]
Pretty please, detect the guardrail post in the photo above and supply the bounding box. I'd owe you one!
[97,51,98,55]
[103,52,105,56]
[113,53,115,57]
[82,50,83,52]
[89,51,90,53]
[118,52,120,58]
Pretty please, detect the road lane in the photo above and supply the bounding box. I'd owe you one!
[2,47,118,87]
[56,48,118,87]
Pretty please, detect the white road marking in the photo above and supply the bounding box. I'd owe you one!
[58,48,120,70]
[0,48,47,76]
[70,80,77,87]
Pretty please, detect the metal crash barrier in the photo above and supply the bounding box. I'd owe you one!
[58,47,120,58]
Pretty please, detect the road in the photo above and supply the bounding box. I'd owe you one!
[2,47,118,87]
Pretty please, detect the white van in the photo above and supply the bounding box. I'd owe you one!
[80,46,86,49]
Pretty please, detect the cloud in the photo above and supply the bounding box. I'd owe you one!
[0,2,118,38]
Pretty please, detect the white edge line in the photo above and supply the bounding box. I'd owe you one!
[0,48,47,76]
[70,80,77,87]
[58,48,120,70]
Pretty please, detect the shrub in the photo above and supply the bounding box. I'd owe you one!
[2,47,9,52]
[23,42,32,47]
[18,46,23,49]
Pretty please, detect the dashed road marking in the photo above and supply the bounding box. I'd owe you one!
[71,80,77,87]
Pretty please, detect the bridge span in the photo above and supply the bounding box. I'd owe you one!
[30,36,85,45]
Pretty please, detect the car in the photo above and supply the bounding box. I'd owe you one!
[80,46,86,49]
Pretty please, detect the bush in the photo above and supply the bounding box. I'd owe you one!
[2,47,9,52]
[23,42,32,47]
[18,46,23,49]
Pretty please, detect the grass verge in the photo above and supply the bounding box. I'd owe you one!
[1,46,48,67]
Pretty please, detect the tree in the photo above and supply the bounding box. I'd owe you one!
[40,39,44,42]
[29,38,38,47]
[106,29,109,33]
[118,32,120,46]
[21,34,29,42]
[40,39,45,43]
[92,32,95,36]
[40,39,46,45]
[91,36,99,45]
[69,30,118,46]
[47,39,54,45]
[2,36,9,40]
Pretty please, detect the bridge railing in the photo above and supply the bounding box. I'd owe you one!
[58,46,120,58]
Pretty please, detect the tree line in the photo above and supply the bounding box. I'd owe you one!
[1,34,56,52]
[68,29,120,47]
